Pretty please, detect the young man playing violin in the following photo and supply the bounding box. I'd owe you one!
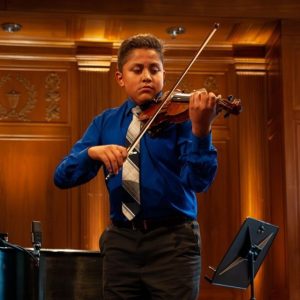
[54,33,218,300]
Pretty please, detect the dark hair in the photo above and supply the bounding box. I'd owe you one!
[117,33,164,71]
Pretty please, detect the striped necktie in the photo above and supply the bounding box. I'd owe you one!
[122,106,142,220]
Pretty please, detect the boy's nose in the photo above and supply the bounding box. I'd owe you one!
[142,70,152,82]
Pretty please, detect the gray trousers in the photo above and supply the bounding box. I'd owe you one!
[99,220,201,300]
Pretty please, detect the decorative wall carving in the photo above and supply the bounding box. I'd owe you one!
[0,73,37,121]
[45,72,61,121]
[203,75,219,94]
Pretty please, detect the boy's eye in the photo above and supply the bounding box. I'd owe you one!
[131,65,161,74]
[132,67,142,74]
[150,66,160,74]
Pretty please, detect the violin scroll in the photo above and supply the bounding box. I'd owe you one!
[217,95,242,118]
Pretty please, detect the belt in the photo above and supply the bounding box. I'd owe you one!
[111,216,194,232]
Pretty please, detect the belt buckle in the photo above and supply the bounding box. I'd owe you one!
[131,220,148,232]
[131,221,137,231]
[131,220,146,231]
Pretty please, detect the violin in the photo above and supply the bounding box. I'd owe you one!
[138,92,242,135]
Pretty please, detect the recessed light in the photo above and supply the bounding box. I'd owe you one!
[1,23,22,33]
[166,26,185,39]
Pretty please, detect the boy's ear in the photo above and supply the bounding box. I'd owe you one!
[115,71,124,87]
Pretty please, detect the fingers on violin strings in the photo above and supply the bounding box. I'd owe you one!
[190,91,198,104]
[209,91,216,98]
[193,88,207,95]
[199,89,210,104]
[215,94,222,113]
[190,90,205,106]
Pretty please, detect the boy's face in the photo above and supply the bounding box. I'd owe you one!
[115,48,165,105]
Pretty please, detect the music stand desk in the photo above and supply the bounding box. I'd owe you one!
[205,217,279,300]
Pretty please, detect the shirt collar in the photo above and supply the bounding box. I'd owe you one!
[125,98,137,116]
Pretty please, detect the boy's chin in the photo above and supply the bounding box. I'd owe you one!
[134,97,154,106]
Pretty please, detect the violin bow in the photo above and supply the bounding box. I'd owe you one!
[106,23,220,180]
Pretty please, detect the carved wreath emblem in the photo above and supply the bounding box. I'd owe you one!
[0,74,37,121]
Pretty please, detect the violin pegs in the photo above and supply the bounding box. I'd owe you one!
[227,95,234,102]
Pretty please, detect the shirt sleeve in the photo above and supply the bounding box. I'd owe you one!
[54,117,103,189]
[178,122,218,193]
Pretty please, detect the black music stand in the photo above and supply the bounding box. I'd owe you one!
[205,217,279,300]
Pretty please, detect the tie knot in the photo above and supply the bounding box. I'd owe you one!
[132,106,141,116]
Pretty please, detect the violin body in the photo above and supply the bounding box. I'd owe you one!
[139,99,189,126]
[138,92,242,135]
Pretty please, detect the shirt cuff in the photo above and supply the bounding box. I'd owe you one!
[191,131,213,152]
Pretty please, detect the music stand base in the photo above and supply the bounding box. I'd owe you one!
[249,246,258,300]
[250,281,256,300]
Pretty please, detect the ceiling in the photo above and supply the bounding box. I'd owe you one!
[0,0,299,51]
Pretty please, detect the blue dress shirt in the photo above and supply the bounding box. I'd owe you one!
[54,98,218,221]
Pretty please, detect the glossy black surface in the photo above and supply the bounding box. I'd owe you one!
[0,247,102,300]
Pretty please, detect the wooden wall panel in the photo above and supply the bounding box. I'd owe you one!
[236,72,270,300]
[0,60,80,249]
[78,68,113,250]
[266,27,288,300]
[199,139,242,300]
[0,137,70,248]
[237,73,268,220]
[281,20,300,300]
